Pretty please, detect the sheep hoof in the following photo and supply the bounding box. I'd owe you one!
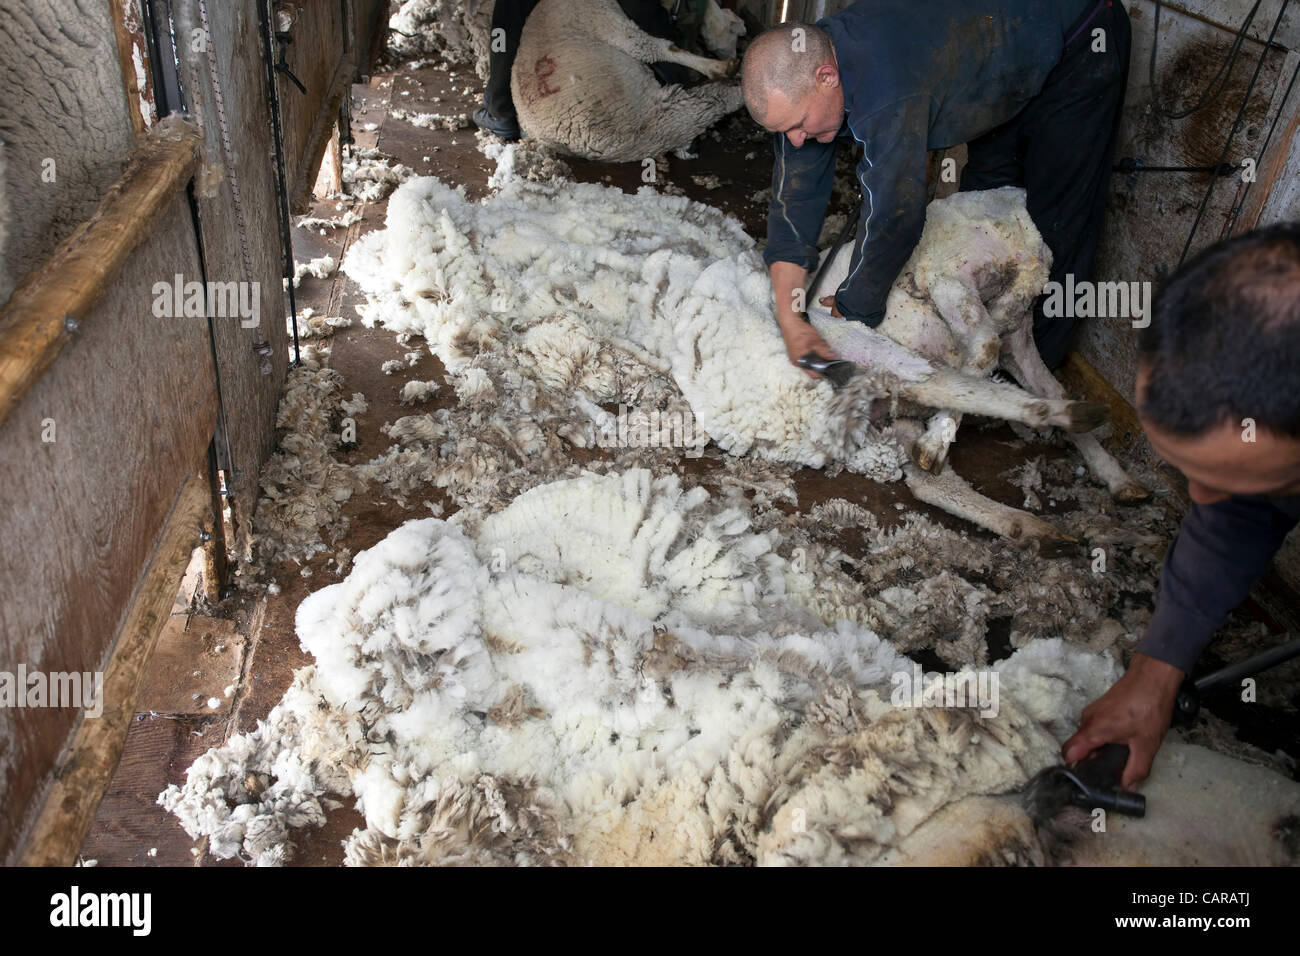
[723,58,740,78]
[1065,401,1110,433]
[910,438,948,475]
[1113,481,1150,504]
[1008,516,1078,557]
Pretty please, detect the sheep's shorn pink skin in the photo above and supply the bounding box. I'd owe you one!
[511,0,744,162]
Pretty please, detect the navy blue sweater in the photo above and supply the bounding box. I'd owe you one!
[1139,495,1300,674]
[763,0,1094,323]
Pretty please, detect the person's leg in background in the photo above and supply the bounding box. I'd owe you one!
[1020,0,1132,368]
[474,0,543,140]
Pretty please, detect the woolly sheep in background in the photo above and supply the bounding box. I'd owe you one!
[511,0,745,162]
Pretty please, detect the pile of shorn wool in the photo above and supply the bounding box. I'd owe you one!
[161,469,1300,865]
[161,469,1117,865]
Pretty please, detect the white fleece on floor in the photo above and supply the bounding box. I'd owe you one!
[160,468,1125,866]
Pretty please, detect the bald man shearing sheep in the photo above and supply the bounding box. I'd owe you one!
[744,1,1131,373]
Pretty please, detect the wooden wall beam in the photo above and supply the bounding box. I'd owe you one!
[0,116,202,430]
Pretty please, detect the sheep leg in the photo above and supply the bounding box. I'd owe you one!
[897,366,1108,433]
[903,462,1078,556]
[911,277,1001,474]
[914,411,960,474]
[813,317,1108,433]
[591,0,738,79]
[999,323,1150,502]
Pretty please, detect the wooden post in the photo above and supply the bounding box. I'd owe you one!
[108,0,156,139]
[313,122,344,201]
[1226,51,1300,236]
[292,61,354,214]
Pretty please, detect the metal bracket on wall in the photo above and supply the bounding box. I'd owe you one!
[1113,157,1240,176]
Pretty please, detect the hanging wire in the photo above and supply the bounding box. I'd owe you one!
[1149,0,1263,119]
[1223,52,1300,235]
[1176,0,1291,266]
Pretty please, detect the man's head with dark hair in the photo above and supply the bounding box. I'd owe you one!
[740,21,844,147]
[1137,222,1300,504]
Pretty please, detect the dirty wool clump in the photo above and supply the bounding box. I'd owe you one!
[771,485,1173,669]
[291,308,353,341]
[343,174,905,481]
[161,469,1123,866]
[342,148,415,202]
[386,0,491,74]
[244,351,369,572]
[475,130,573,188]
[399,379,440,404]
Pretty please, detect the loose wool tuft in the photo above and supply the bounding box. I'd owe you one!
[342,148,415,202]
[161,469,1130,866]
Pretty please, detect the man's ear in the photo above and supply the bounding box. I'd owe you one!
[814,63,840,90]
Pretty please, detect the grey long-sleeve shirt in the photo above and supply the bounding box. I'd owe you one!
[1138,495,1300,674]
[762,0,1093,323]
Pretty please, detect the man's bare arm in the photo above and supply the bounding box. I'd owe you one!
[770,261,836,376]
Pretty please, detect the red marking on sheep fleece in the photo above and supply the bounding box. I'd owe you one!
[533,55,559,100]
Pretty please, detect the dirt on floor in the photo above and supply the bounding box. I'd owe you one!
[78,54,1300,868]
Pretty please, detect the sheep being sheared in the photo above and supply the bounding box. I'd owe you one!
[809,187,1148,504]
[344,173,1135,547]
[511,0,745,161]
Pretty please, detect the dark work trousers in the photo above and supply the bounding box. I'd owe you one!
[482,0,689,123]
[960,0,1132,369]
[482,0,542,124]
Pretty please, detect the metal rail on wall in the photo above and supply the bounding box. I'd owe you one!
[259,0,305,368]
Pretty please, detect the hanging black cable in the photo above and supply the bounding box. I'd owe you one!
[1149,0,1262,120]
[142,0,188,115]
[1177,0,1291,267]
[257,0,302,366]
[1224,53,1300,235]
